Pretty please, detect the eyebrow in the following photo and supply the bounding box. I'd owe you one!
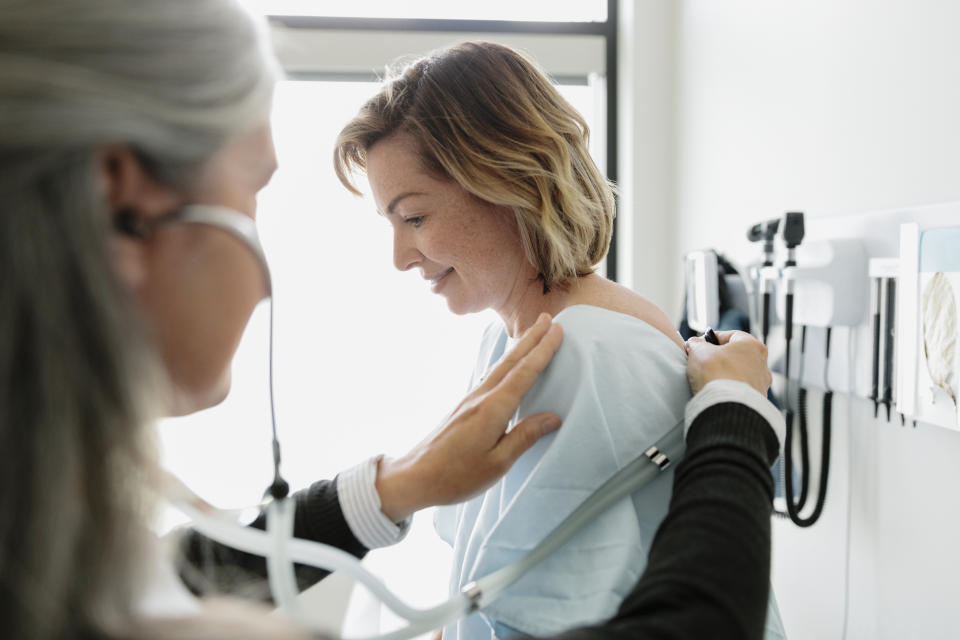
[385,191,425,216]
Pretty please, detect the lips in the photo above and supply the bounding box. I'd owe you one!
[428,267,454,285]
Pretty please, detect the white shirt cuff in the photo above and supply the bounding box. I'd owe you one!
[337,456,411,549]
[684,379,785,453]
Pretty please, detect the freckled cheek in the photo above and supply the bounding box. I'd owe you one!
[445,240,488,276]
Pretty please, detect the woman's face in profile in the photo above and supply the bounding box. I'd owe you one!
[365,133,533,316]
[129,124,278,415]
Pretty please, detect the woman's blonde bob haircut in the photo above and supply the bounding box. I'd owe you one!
[334,41,615,291]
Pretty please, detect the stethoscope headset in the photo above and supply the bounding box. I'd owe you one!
[114,204,687,640]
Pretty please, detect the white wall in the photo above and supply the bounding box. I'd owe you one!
[616,0,677,309]
[621,1,960,638]
[673,0,960,308]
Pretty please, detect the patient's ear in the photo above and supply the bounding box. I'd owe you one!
[97,146,180,290]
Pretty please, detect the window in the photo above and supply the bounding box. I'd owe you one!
[241,0,607,22]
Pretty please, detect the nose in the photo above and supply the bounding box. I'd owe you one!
[392,226,420,272]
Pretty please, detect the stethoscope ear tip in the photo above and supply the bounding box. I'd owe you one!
[113,209,150,239]
[266,478,290,501]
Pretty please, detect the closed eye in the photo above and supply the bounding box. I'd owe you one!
[403,216,425,228]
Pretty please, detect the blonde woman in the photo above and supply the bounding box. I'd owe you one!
[335,42,786,640]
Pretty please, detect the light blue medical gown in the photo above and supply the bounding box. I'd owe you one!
[435,305,786,640]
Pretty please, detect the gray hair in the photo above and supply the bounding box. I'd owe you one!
[0,0,278,637]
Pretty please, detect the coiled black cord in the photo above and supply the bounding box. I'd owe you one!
[783,327,832,527]
[795,327,811,511]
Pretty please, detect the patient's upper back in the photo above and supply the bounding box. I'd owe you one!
[561,275,685,352]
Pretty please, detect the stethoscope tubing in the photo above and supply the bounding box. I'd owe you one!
[470,421,685,610]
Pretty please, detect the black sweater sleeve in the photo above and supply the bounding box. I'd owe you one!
[176,476,369,601]
[550,402,779,640]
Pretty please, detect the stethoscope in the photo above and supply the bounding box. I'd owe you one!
[127,204,688,640]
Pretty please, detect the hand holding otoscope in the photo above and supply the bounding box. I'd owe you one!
[687,327,773,396]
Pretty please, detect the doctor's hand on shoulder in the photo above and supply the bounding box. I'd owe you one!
[375,313,564,522]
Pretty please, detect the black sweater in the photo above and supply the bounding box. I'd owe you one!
[179,401,778,639]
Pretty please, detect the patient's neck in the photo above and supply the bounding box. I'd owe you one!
[498,273,598,338]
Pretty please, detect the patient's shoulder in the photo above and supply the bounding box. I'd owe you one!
[563,276,685,352]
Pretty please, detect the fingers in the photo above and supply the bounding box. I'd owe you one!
[493,412,562,467]
[484,322,563,425]
[386,317,563,515]
[476,313,553,394]
[688,330,764,353]
[725,330,769,362]
[686,329,746,352]
[685,334,715,356]
[685,328,772,393]
[710,329,743,345]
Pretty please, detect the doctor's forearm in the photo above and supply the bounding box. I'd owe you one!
[551,402,777,640]
[177,477,367,600]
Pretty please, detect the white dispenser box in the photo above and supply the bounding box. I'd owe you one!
[777,238,868,328]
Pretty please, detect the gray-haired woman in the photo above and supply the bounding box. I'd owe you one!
[0,1,782,639]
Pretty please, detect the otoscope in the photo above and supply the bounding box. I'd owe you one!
[747,217,781,344]
[774,211,831,527]
[778,213,804,511]
[780,212,805,365]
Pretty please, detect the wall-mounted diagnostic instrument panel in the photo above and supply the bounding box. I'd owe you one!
[683,202,959,528]
[687,202,959,432]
